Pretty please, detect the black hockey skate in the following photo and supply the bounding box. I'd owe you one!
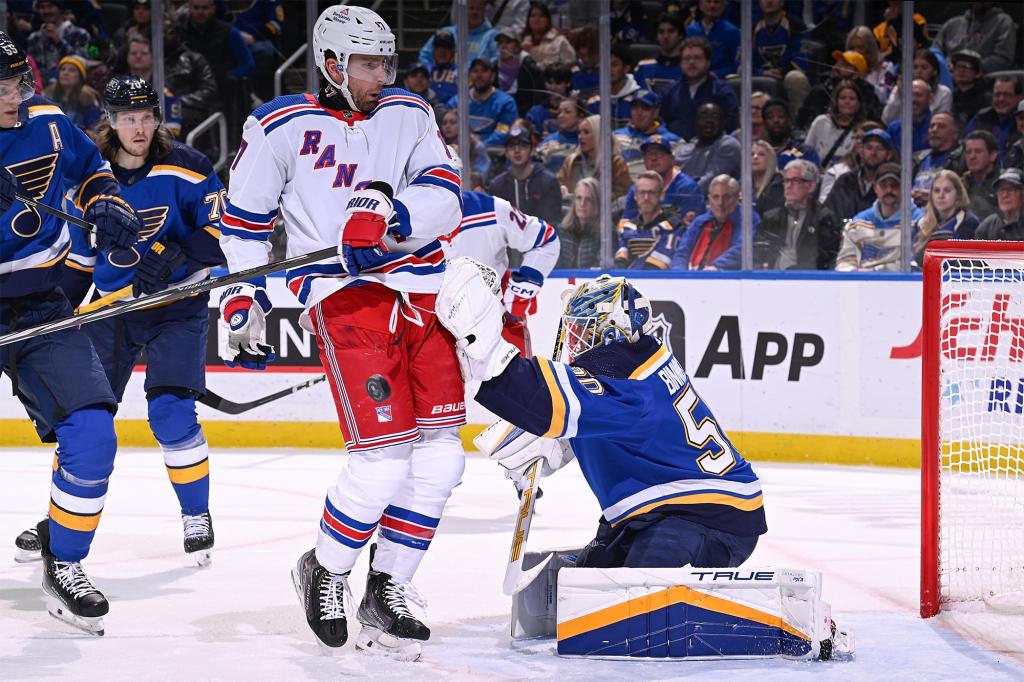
[356,567,430,660]
[182,511,214,567]
[37,519,108,636]
[291,548,352,649]
[14,518,45,563]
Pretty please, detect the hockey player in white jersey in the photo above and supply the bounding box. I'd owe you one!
[443,186,559,355]
[217,5,463,659]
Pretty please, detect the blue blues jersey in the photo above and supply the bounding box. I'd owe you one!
[633,56,682,92]
[621,170,703,223]
[1,96,121,298]
[447,87,518,146]
[477,336,767,536]
[66,142,225,308]
[430,63,458,105]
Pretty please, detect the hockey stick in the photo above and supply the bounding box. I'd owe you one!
[199,375,326,415]
[14,191,95,230]
[0,245,338,348]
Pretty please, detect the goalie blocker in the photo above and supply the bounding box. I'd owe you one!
[512,551,853,661]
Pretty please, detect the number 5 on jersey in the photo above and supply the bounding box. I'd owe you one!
[674,384,737,475]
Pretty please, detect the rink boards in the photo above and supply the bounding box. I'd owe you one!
[0,270,948,466]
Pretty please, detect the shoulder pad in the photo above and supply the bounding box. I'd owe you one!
[374,87,432,116]
[250,93,312,121]
[461,190,495,217]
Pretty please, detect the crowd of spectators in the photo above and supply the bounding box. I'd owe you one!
[9,0,1021,271]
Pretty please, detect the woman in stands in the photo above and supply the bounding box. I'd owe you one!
[555,176,602,269]
[912,169,980,266]
[752,139,784,216]
[882,48,953,125]
[43,56,102,135]
[845,26,896,104]
[521,1,575,68]
[557,114,631,201]
[805,80,865,170]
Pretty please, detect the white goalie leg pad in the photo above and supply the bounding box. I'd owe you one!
[555,567,853,661]
[510,548,582,639]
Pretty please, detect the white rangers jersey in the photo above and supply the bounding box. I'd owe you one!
[219,88,462,319]
[443,190,559,280]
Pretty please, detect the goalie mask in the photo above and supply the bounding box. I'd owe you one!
[0,31,36,104]
[312,5,397,111]
[557,275,653,363]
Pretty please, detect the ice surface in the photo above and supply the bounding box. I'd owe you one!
[2,449,1022,681]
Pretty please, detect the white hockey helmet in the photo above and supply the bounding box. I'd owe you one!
[556,275,653,362]
[312,5,397,109]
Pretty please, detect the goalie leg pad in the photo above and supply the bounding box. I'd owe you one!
[555,567,850,661]
[510,548,583,639]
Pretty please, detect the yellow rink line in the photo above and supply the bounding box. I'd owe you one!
[0,419,920,468]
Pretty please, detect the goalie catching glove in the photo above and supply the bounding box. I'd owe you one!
[338,181,394,276]
[218,282,276,370]
[435,257,519,382]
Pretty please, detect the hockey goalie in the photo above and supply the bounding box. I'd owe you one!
[436,260,853,661]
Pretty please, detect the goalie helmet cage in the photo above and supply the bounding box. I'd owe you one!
[921,240,1024,619]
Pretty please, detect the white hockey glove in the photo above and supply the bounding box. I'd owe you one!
[494,438,575,487]
[436,257,519,382]
[502,266,543,320]
[338,181,394,276]
[218,282,276,370]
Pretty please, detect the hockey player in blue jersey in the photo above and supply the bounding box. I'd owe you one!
[0,31,142,635]
[58,76,224,566]
[437,264,766,569]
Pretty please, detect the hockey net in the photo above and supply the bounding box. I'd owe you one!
[921,241,1024,649]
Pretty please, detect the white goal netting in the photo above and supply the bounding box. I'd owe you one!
[938,257,1024,613]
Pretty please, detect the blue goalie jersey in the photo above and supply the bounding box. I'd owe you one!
[66,142,226,308]
[476,335,767,537]
[1,97,121,298]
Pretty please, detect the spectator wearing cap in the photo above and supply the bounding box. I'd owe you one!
[427,31,460,105]
[798,49,883,131]
[27,0,90,86]
[671,175,761,271]
[966,76,1024,164]
[845,26,897,106]
[676,102,741,194]
[447,58,518,147]
[489,121,563,228]
[403,62,445,116]
[1004,101,1024,172]
[976,169,1024,241]
[685,0,740,78]
[763,99,820,170]
[912,169,980,266]
[536,96,583,173]
[824,127,894,226]
[614,89,682,180]
[520,1,575,68]
[886,79,932,154]
[620,137,702,229]
[525,63,572,137]
[950,50,990,132]
[804,80,867,171]
[585,44,640,131]
[614,170,684,270]
[962,130,1002,222]
[43,54,101,133]
[440,108,491,183]
[661,36,739,141]
[634,13,685,91]
[912,112,966,206]
[418,0,498,70]
[934,4,1017,74]
[557,114,632,202]
[496,27,543,115]
[752,0,810,114]
[755,159,842,270]
[835,162,923,272]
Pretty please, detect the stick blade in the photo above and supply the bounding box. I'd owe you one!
[506,552,553,596]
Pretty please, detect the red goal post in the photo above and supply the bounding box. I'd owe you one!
[921,240,1024,619]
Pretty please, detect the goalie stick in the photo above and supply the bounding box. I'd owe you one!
[198,376,326,415]
[0,245,338,348]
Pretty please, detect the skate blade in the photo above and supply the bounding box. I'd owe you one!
[45,595,104,637]
[14,548,42,563]
[355,626,422,661]
[187,549,212,568]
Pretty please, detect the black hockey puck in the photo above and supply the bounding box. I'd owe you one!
[366,375,391,402]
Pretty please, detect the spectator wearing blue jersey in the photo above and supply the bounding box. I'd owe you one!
[428,31,459,104]
[885,79,931,154]
[762,98,819,169]
[615,170,684,270]
[447,58,518,147]
[621,137,702,227]
[633,13,685,92]
[569,25,599,97]
[660,36,739,141]
[835,162,922,271]
[525,62,571,137]
[672,175,760,270]
[584,44,639,131]
[418,0,498,70]
[536,96,582,174]
[614,88,681,180]
[753,0,810,115]
[685,0,740,78]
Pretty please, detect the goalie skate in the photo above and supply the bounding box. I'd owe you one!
[14,520,44,563]
[182,512,214,567]
[356,569,430,661]
[291,548,352,651]
[38,521,108,636]
[818,619,855,661]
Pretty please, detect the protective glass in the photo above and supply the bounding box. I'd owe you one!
[108,108,160,130]
[0,72,36,103]
[346,53,397,85]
